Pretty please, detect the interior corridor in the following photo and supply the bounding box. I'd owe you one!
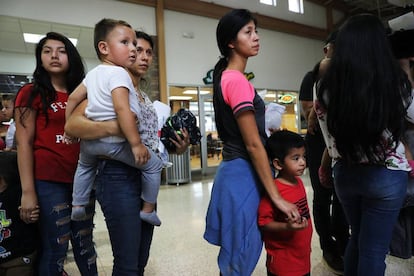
[65,170,414,275]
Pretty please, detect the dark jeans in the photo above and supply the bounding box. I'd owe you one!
[334,161,407,276]
[305,131,349,255]
[35,180,97,276]
[95,159,154,276]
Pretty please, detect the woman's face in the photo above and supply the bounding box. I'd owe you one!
[129,38,153,77]
[40,39,69,75]
[229,20,260,58]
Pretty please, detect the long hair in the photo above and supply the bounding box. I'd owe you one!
[19,32,85,126]
[213,9,257,95]
[318,14,412,163]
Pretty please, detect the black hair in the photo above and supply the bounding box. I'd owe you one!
[94,18,133,60]
[213,9,257,97]
[18,32,85,127]
[389,29,414,59]
[266,130,305,162]
[136,31,154,50]
[135,31,154,90]
[318,14,412,164]
[325,30,338,45]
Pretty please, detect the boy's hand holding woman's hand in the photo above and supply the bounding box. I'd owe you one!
[19,191,40,224]
[274,196,302,224]
[287,216,308,231]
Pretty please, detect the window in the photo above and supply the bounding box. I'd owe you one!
[259,0,277,6]
[289,0,304,13]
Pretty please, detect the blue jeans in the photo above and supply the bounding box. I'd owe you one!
[95,159,154,276]
[333,162,407,276]
[35,180,97,276]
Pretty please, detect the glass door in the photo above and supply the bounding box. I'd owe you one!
[197,91,220,175]
[169,85,218,174]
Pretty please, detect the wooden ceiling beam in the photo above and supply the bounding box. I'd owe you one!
[121,0,328,40]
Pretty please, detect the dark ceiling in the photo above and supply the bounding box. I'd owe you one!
[334,0,413,23]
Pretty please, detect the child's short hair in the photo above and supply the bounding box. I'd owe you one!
[0,151,19,188]
[2,94,16,103]
[266,130,305,161]
[94,18,133,60]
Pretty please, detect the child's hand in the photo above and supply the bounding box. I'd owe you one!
[19,191,39,224]
[132,144,150,166]
[287,217,308,231]
[28,206,40,223]
[63,132,79,144]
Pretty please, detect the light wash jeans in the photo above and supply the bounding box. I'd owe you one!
[333,161,407,276]
[35,180,97,276]
[95,159,154,275]
[72,139,164,207]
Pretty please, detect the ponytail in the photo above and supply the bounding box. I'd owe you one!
[213,57,228,95]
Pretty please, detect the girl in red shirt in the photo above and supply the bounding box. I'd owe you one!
[14,32,97,275]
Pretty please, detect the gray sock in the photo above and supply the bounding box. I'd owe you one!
[140,210,162,226]
[71,206,87,221]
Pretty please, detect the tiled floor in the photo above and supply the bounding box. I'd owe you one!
[65,170,414,275]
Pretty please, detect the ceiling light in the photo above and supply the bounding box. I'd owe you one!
[169,96,193,100]
[182,90,210,95]
[23,33,78,46]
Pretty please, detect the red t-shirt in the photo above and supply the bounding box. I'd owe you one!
[15,84,80,184]
[258,177,313,276]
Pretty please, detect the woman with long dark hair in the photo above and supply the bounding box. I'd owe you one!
[315,14,412,276]
[203,9,300,275]
[64,30,190,275]
[15,32,97,275]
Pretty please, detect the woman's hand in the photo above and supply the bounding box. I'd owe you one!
[20,190,39,224]
[171,128,190,154]
[273,196,301,223]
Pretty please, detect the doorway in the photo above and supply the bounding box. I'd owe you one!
[168,85,218,175]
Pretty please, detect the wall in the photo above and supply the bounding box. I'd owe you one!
[0,0,326,92]
[199,0,330,28]
[165,10,324,91]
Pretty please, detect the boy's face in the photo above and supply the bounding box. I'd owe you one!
[279,146,306,177]
[103,25,137,68]
[1,100,13,121]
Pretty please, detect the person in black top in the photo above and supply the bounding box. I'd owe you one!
[299,30,349,275]
[0,151,39,276]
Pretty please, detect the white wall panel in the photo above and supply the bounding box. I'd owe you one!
[164,10,324,91]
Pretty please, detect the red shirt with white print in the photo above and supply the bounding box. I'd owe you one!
[15,84,80,184]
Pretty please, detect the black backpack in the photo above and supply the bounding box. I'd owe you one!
[160,108,202,151]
